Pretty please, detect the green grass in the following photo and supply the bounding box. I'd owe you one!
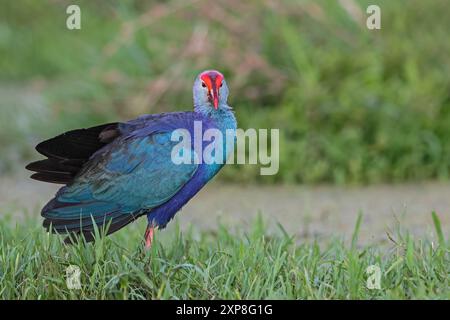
[0,213,448,299]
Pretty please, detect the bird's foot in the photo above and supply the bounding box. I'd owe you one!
[144,225,154,249]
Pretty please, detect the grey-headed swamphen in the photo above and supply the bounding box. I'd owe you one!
[26,70,237,247]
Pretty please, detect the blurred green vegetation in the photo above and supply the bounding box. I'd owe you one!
[1,0,450,184]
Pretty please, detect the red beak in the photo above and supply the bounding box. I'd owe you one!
[212,86,219,109]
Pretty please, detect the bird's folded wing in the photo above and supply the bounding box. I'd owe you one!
[53,130,198,214]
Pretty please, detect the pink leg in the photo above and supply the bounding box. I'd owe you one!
[144,225,154,249]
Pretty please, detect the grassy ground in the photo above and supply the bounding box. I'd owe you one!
[0,212,448,299]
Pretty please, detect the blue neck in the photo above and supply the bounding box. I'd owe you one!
[194,102,237,177]
[194,103,237,131]
[195,102,231,114]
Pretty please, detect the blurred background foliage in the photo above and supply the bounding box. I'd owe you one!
[1,0,449,184]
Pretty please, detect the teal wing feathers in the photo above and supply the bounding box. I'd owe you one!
[42,130,198,237]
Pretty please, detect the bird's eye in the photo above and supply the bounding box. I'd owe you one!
[220,83,223,88]
[201,82,206,88]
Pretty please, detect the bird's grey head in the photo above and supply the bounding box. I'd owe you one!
[193,70,229,111]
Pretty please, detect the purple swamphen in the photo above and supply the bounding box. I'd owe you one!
[26,70,237,248]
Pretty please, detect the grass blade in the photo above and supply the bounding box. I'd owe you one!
[431,211,445,246]
[351,211,363,250]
